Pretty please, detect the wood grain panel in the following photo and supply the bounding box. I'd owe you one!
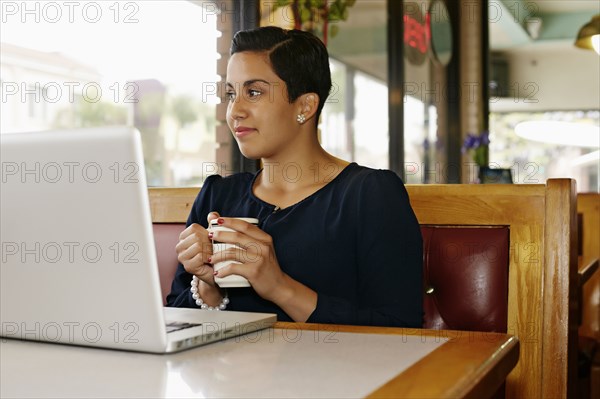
[407,184,546,399]
[542,179,578,398]
[149,187,199,223]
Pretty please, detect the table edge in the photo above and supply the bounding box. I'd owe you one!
[273,322,520,399]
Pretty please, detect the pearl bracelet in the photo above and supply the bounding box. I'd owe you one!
[190,275,229,310]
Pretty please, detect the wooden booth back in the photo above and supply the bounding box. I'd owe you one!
[148,179,578,399]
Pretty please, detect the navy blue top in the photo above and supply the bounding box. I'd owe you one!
[166,163,423,327]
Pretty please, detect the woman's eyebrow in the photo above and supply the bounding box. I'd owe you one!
[225,79,272,88]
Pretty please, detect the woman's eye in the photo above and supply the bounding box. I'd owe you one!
[247,89,261,98]
[225,91,236,101]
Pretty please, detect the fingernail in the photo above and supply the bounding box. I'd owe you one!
[208,232,214,239]
[213,270,219,276]
[217,218,225,225]
[207,256,212,264]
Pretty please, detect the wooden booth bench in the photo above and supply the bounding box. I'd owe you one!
[149,178,578,399]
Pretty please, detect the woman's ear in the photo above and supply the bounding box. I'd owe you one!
[296,93,320,124]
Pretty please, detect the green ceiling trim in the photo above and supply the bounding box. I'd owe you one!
[537,12,598,41]
[498,0,530,26]
[327,25,386,57]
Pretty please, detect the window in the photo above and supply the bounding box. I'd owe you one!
[260,0,389,170]
[0,0,219,187]
[352,70,388,169]
[321,0,388,169]
[320,60,389,169]
[490,110,600,192]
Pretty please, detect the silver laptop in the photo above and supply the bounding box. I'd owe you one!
[0,126,276,353]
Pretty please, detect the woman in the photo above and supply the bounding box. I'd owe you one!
[167,26,423,327]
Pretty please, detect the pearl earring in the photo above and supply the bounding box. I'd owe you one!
[296,114,306,124]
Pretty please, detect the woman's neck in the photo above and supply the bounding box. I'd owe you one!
[260,146,346,188]
[254,145,350,209]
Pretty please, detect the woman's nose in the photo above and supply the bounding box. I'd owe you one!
[227,94,247,120]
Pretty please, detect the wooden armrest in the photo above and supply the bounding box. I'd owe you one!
[579,257,600,287]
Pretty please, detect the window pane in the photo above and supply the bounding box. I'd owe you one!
[402,0,454,184]
[320,59,349,160]
[353,71,388,169]
[490,110,600,192]
[261,0,388,169]
[403,95,426,184]
[0,0,219,187]
[322,0,388,169]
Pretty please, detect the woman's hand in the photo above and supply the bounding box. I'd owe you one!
[175,212,221,286]
[210,217,317,320]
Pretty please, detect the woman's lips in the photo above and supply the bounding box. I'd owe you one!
[234,127,256,138]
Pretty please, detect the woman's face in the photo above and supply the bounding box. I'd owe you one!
[225,51,302,160]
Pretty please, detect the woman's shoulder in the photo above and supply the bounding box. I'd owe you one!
[331,164,410,206]
[341,163,405,187]
[195,172,255,205]
[202,172,255,189]
[189,172,256,225]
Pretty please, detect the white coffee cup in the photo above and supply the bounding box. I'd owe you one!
[209,217,259,288]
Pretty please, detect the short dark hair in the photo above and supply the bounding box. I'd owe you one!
[230,26,332,124]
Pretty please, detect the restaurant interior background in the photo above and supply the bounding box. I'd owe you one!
[1,0,598,191]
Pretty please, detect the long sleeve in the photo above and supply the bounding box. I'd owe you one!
[305,169,423,327]
[165,176,218,308]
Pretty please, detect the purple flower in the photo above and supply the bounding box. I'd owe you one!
[461,131,490,167]
[462,132,489,152]
[480,130,490,146]
[461,133,478,153]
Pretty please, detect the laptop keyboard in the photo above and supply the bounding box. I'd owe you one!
[166,321,202,333]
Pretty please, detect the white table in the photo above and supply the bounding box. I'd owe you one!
[1,322,519,398]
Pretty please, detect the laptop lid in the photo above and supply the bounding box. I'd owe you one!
[0,127,276,353]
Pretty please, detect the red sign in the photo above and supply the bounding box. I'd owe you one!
[404,13,430,54]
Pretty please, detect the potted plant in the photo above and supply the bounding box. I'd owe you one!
[461,130,489,169]
[462,131,513,184]
[272,0,356,46]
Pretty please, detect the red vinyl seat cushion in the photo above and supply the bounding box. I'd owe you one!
[153,223,510,333]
